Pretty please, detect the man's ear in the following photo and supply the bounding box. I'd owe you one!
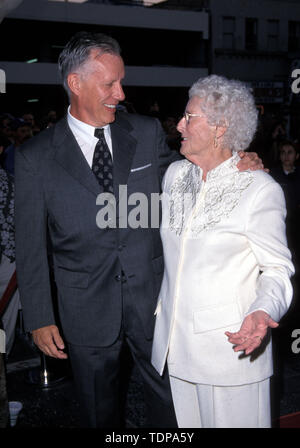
[67,73,81,96]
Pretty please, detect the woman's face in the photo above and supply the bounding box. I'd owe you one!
[279,144,299,171]
[177,96,215,160]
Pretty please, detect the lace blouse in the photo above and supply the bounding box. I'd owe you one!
[167,152,254,237]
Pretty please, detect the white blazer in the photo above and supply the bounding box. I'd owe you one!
[151,153,294,386]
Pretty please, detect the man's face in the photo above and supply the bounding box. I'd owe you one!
[15,125,33,145]
[23,114,34,126]
[69,50,125,127]
[1,118,13,139]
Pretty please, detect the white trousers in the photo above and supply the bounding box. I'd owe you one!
[169,375,271,428]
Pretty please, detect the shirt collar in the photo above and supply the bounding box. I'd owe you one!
[283,167,295,175]
[67,106,110,139]
[183,151,240,183]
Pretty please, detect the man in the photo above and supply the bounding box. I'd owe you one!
[14,32,261,428]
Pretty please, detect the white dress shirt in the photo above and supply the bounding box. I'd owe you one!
[67,106,113,167]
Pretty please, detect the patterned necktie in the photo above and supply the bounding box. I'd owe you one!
[92,128,113,193]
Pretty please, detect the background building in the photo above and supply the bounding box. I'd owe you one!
[0,0,209,120]
[209,0,300,138]
[1,0,300,139]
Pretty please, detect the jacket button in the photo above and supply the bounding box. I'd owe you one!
[114,273,127,283]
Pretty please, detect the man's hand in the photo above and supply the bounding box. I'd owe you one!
[237,151,267,172]
[32,325,68,359]
[225,310,278,355]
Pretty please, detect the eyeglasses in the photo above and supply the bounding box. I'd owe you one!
[183,111,205,124]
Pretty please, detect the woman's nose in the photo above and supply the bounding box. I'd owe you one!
[177,117,185,133]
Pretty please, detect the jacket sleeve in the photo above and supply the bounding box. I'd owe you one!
[245,179,294,322]
[154,118,181,189]
[14,147,56,332]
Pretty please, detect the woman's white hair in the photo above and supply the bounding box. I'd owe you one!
[189,74,258,151]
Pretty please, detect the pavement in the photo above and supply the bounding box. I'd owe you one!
[3,301,300,430]
[4,327,146,429]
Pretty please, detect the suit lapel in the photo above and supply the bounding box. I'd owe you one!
[52,115,137,199]
[52,118,103,197]
[110,114,137,198]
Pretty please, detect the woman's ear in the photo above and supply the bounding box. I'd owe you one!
[216,124,227,139]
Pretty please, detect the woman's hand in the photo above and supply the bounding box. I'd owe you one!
[225,310,278,355]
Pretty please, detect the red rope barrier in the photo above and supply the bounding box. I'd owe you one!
[0,270,17,318]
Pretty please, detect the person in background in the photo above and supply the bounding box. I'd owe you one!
[271,140,300,210]
[22,113,35,128]
[271,140,300,271]
[22,112,41,136]
[3,119,33,176]
[162,116,181,152]
[0,137,21,355]
[0,114,14,167]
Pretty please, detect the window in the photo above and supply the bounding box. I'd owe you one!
[245,18,258,51]
[222,16,235,49]
[289,21,300,52]
[267,19,279,51]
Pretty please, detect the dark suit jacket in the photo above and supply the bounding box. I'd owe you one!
[14,112,180,347]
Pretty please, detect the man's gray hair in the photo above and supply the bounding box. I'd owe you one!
[58,31,121,95]
[189,75,258,152]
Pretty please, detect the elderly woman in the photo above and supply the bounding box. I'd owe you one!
[151,75,294,428]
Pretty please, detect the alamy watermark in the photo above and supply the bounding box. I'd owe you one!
[95,185,194,231]
[96,187,162,229]
[0,69,6,93]
[291,329,300,354]
[291,68,300,94]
